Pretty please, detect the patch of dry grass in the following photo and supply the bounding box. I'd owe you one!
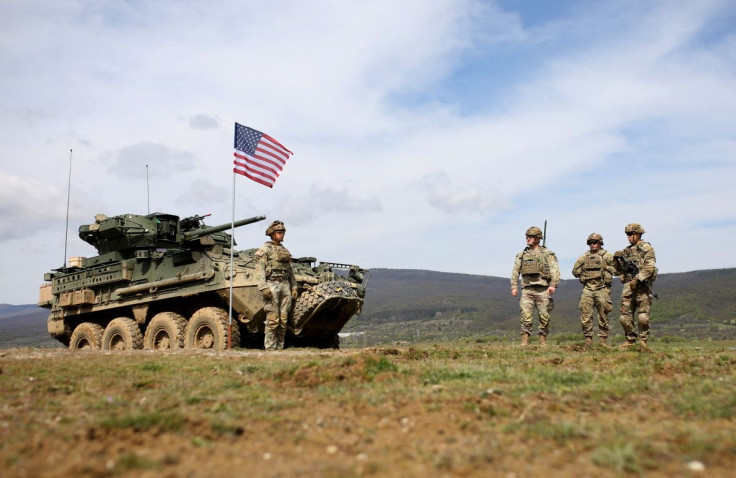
[1,343,735,477]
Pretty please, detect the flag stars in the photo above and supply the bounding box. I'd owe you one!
[233,123,293,188]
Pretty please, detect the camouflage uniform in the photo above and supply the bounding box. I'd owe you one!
[511,245,560,338]
[614,224,657,345]
[255,230,296,350]
[572,246,615,341]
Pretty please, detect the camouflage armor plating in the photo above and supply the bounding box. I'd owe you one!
[256,241,297,350]
[572,249,615,338]
[511,248,559,289]
[511,247,560,336]
[615,241,657,343]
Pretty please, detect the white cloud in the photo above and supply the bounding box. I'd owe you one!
[188,114,220,130]
[0,169,97,241]
[418,170,508,214]
[0,170,64,240]
[0,0,735,303]
[102,142,197,178]
[276,185,383,225]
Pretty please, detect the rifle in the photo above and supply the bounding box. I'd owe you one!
[613,254,659,300]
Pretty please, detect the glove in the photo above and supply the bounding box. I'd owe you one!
[614,250,624,258]
[291,288,298,300]
[261,288,273,300]
[629,278,639,289]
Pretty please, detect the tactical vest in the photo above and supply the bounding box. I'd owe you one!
[265,244,292,281]
[583,252,604,280]
[520,250,551,280]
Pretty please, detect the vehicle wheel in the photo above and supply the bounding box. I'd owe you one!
[291,280,361,334]
[185,307,240,349]
[291,289,321,325]
[102,317,143,351]
[69,322,104,350]
[144,312,187,350]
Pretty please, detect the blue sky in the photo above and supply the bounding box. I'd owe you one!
[1,0,735,304]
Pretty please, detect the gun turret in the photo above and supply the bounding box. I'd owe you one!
[78,213,266,255]
[183,216,266,241]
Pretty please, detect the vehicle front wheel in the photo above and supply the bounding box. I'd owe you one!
[69,322,104,350]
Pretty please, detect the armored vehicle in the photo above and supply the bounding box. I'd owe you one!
[37,212,368,350]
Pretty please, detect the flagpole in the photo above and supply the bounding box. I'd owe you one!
[228,172,236,350]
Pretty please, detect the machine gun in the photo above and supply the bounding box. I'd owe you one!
[180,213,212,231]
[614,254,659,300]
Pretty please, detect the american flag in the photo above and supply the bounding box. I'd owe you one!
[233,123,293,188]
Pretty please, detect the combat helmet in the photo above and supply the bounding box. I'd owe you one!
[587,233,603,245]
[525,226,543,239]
[624,223,645,234]
[266,220,286,236]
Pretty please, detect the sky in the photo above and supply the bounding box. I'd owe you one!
[1,0,735,304]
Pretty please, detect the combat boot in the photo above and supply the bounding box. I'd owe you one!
[598,337,607,346]
[640,340,651,351]
[584,336,593,346]
[520,333,530,346]
[539,335,547,347]
[619,340,636,349]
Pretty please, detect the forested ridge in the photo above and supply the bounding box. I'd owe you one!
[342,268,736,344]
[2,268,735,348]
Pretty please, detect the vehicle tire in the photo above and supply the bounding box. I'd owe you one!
[69,322,104,350]
[102,317,143,351]
[185,307,240,350]
[291,280,361,333]
[143,312,187,350]
[291,288,322,325]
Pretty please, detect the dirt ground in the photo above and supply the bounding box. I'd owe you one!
[1,345,734,477]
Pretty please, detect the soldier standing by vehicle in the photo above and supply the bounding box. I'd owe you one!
[511,226,560,346]
[613,223,657,349]
[572,233,616,346]
[256,220,298,350]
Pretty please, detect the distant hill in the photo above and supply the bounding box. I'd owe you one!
[342,268,736,344]
[0,307,61,348]
[2,268,735,348]
[0,304,40,320]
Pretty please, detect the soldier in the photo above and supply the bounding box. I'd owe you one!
[255,220,298,350]
[511,226,560,346]
[572,233,616,346]
[613,223,657,349]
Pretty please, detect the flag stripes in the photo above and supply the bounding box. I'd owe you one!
[233,123,293,188]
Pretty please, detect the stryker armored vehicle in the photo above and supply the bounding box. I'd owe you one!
[37,212,368,350]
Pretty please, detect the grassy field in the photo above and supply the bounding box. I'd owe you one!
[1,341,735,477]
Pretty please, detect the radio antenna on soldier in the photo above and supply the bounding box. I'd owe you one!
[543,220,547,247]
[63,149,73,268]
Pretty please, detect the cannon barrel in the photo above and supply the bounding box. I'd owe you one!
[183,215,266,241]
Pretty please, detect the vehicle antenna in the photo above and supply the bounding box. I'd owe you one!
[63,149,73,268]
[146,164,150,214]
